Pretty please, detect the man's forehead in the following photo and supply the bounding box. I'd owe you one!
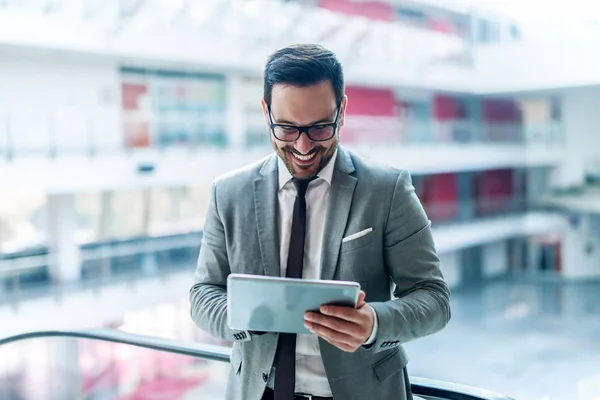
[270,103,337,125]
[270,84,337,124]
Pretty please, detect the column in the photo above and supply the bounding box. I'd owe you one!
[438,251,461,289]
[526,167,551,203]
[47,338,83,400]
[21,337,82,400]
[226,74,247,149]
[562,213,600,279]
[0,219,5,298]
[553,87,600,189]
[141,188,157,275]
[457,172,474,222]
[467,13,479,67]
[482,241,508,279]
[98,191,114,278]
[47,194,81,283]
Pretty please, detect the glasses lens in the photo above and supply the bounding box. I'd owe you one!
[273,126,299,141]
[308,125,335,141]
[272,125,336,141]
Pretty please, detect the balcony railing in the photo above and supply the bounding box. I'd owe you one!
[0,110,563,160]
[423,197,529,226]
[0,196,532,305]
[0,232,202,305]
[0,329,515,400]
[342,116,558,146]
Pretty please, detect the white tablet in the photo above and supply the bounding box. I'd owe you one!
[227,274,361,334]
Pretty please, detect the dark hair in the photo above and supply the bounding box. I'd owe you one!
[263,44,344,108]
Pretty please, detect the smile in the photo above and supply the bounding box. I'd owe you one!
[292,152,316,161]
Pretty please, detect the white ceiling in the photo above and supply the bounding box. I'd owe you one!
[0,0,467,79]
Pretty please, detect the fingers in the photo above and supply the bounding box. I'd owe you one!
[305,303,375,353]
[319,305,363,324]
[305,311,357,332]
[356,290,366,307]
[305,320,361,352]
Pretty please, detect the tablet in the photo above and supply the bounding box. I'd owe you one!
[227,274,361,334]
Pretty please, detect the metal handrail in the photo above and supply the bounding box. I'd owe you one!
[0,329,231,362]
[0,329,515,400]
[410,377,516,400]
[0,233,202,277]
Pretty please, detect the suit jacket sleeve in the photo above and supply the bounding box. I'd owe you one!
[369,169,451,353]
[189,182,252,343]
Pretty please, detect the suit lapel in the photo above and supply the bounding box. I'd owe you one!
[320,148,357,281]
[253,154,280,277]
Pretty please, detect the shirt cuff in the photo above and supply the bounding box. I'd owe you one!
[363,306,379,345]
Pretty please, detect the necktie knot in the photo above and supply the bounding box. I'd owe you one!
[292,177,314,198]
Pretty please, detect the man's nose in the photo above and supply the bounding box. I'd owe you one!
[294,131,314,154]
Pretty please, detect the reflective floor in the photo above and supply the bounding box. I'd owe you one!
[2,277,599,400]
[404,278,600,400]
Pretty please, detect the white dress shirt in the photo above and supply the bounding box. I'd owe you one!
[269,149,378,396]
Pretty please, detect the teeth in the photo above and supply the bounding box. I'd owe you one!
[293,153,316,161]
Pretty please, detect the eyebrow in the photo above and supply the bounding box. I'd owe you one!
[274,111,337,126]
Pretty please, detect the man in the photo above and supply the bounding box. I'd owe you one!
[190,44,450,400]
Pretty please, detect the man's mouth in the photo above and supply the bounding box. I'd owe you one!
[291,152,317,162]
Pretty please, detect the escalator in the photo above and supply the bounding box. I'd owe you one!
[0,329,514,400]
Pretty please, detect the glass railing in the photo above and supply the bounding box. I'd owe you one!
[0,329,515,400]
[0,109,563,160]
[424,197,529,226]
[0,197,532,304]
[342,117,561,146]
[0,233,201,305]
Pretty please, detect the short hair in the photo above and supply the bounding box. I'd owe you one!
[263,44,344,108]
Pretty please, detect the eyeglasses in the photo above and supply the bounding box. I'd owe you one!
[267,104,342,142]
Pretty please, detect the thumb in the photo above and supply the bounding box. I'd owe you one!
[356,290,366,308]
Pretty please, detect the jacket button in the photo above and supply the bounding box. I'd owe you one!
[262,373,268,382]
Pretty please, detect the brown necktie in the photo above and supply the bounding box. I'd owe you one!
[274,177,312,400]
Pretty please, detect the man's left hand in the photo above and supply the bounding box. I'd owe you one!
[304,290,374,352]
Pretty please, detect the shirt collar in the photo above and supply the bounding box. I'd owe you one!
[277,149,338,191]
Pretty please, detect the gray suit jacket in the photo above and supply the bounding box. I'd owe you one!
[190,146,451,400]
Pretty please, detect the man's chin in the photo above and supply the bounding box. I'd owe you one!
[287,154,320,177]
[290,164,318,179]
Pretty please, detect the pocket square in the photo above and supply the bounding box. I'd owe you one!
[342,227,373,243]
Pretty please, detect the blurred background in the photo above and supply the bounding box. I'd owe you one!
[0,0,600,399]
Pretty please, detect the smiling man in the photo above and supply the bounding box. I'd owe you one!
[190,44,451,400]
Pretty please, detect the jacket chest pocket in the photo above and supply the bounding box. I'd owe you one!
[340,228,376,253]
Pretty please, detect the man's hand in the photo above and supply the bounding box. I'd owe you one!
[304,290,374,352]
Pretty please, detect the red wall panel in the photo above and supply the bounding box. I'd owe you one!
[432,173,459,203]
[418,173,459,222]
[434,96,462,120]
[319,0,395,22]
[345,86,398,116]
[478,169,514,197]
[475,169,515,216]
[482,99,521,122]
[122,83,147,111]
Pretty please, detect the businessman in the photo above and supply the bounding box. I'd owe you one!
[190,44,451,400]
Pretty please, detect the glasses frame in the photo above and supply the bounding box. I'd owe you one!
[267,103,342,142]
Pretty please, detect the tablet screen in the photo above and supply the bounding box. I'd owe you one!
[227,274,360,334]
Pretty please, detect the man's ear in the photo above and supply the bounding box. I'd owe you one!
[261,98,270,130]
[339,95,348,128]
